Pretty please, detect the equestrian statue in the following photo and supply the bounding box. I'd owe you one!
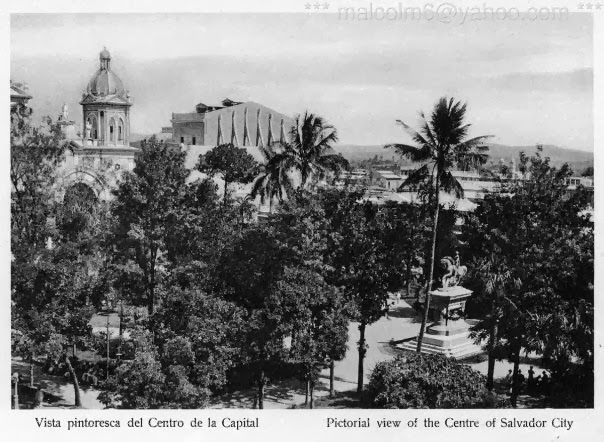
[439,251,467,289]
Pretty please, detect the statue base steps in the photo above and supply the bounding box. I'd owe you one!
[396,331,484,359]
[396,285,483,359]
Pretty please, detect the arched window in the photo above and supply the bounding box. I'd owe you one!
[109,117,116,143]
[87,115,98,139]
[118,118,124,143]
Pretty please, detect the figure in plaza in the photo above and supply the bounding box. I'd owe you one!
[34,385,45,408]
[439,252,467,289]
[528,365,536,394]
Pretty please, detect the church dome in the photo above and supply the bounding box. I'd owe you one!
[86,48,125,97]
[88,70,124,96]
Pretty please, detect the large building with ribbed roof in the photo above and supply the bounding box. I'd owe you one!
[171,99,294,151]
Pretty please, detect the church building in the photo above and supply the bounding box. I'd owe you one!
[60,48,138,200]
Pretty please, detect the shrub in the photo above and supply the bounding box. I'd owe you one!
[365,352,507,408]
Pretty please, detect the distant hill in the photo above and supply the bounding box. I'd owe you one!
[334,143,593,173]
[124,138,593,174]
[130,133,155,142]
[485,143,593,169]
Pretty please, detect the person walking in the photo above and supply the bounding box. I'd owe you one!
[527,366,535,394]
[505,369,513,395]
[541,371,550,395]
[518,369,526,394]
[34,385,44,409]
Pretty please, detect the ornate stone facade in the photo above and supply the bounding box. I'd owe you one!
[59,48,137,201]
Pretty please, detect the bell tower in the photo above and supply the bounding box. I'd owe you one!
[80,47,132,148]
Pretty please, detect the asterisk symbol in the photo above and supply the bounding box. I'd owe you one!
[586,3,593,9]
[322,2,330,9]
[578,2,584,8]
[596,2,602,9]
[314,2,321,9]
[304,2,311,9]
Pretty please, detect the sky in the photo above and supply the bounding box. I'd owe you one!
[10,13,594,151]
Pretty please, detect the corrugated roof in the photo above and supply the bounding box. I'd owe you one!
[375,170,402,180]
[10,83,32,100]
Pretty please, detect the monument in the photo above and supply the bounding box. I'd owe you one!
[398,252,483,358]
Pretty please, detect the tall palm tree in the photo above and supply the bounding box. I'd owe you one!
[278,111,348,188]
[250,144,293,212]
[386,97,491,353]
[470,256,520,390]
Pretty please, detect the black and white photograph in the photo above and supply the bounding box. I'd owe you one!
[6,1,600,437]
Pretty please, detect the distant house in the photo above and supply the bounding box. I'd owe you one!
[10,81,32,108]
[372,169,403,190]
[566,176,593,188]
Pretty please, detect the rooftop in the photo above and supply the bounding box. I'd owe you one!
[172,112,205,123]
[10,82,32,100]
[375,170,402,180]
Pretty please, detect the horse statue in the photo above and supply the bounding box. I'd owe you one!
[439,251,467,289]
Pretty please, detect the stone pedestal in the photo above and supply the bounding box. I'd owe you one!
[397,286,483,358]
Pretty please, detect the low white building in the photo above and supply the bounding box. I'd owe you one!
[372,169,403,190]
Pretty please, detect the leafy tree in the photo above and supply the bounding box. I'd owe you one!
[110,137,189,315]
[366,353,507,408]
[271,189,352,399]
[153,289,248,394]
[270,111,348,188]
[216,226,295,409]
[464,150,593,407]
[198,143,258,203]
[11,105,99,407]
[99,328,208,409]
[581,166,593,177]
[57,182,99,241]
[12,242,100,407]
[101,288,248,410]
[281,267,349,408]
[11,104,65,256]
[11,104,62,386]
[166,177,240,290]
[466,256,519,391]
[278,187,391,395]
[380,202,430,297]
[325,194,391,394]
[386,97,491,352]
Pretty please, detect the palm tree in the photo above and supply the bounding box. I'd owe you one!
[386,97,491,353]
[250,144,293,212]
[277,111,348,188]
[470,256,520,390]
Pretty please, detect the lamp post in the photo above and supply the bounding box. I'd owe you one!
[12,372,19,409]
[117,296,124,363]
[106,295,110,382]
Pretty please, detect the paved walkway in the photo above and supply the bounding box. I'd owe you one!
[210,297,544,408]
[13,297,543,409]
[11,359,104,409]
